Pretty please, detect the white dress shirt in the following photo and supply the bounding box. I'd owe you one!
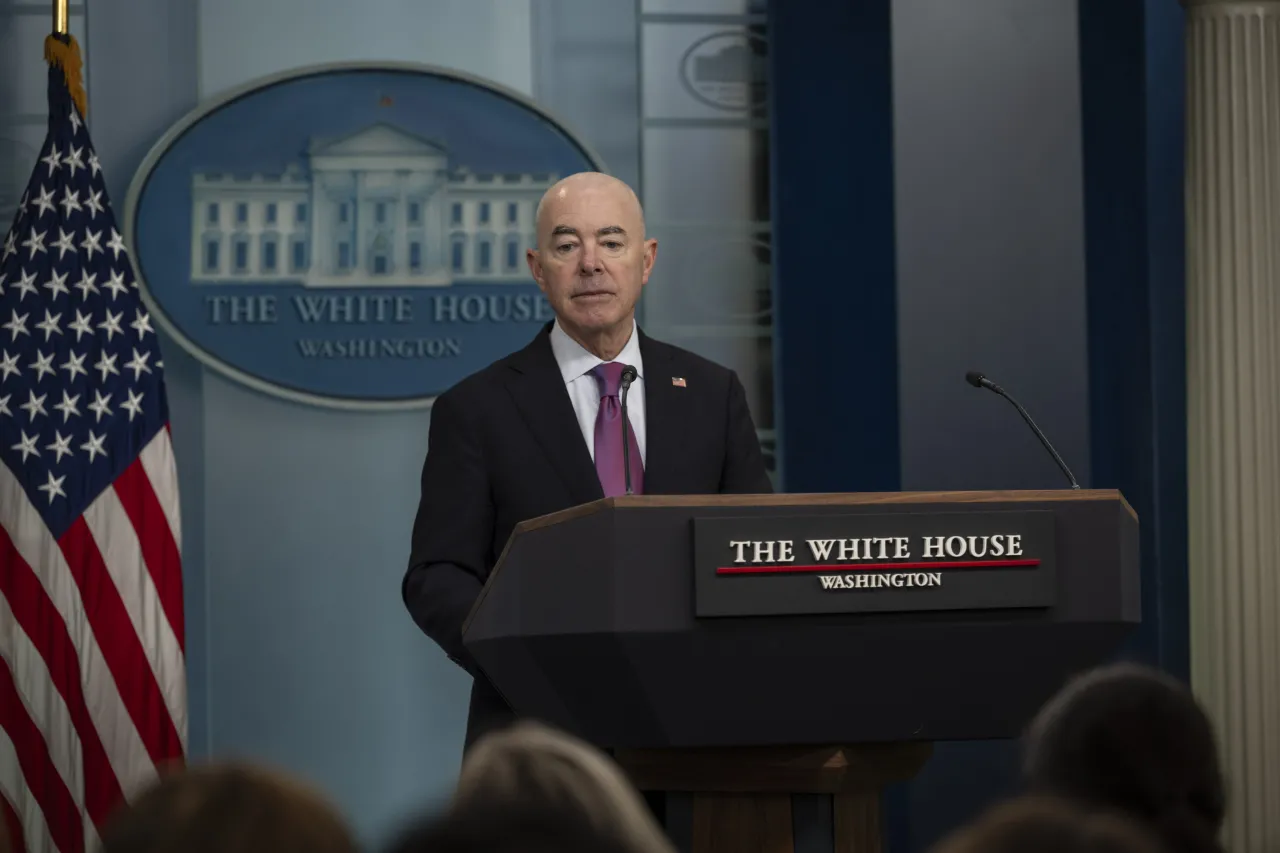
[549,319,647,464]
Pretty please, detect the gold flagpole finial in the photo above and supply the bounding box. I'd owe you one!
[53,0,68,35]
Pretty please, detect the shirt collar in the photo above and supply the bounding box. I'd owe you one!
[549,318,644,385]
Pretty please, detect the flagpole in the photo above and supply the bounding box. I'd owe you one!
[53,0,68,34]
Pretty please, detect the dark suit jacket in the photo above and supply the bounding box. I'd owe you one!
[402,322,773,748]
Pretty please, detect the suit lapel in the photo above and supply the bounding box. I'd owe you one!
[638,330,686,494]
[504,325,604,505]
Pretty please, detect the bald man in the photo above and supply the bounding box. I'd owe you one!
[403,172,772,749]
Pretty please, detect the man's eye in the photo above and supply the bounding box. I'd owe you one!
[603,241,621,249]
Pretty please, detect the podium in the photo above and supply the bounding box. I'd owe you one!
[461,490,1139,853]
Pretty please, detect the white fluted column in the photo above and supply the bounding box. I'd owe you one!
[1186,2,1280,851]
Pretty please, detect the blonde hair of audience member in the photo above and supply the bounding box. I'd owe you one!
[932,796,1169,853]
[97,761,358,853]
[453,721,675,853]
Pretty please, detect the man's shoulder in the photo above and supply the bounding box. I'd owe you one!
[642,333,740,387]
[433,352,517,412]
[435,326,549,408]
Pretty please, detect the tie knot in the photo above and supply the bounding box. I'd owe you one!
[591,362,630,398]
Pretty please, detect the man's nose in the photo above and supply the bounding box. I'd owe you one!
[578,245,601,273]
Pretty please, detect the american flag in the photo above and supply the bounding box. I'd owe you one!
[0,37,187,853]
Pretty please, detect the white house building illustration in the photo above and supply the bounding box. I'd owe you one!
[189,123,556,286]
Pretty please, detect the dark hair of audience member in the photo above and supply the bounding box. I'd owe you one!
[931,795,1168,853]
[97,761,358,853]
[1022,663,1226,853]
[387,799,634,853]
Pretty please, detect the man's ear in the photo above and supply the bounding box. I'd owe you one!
[527,248,546,293]
[640,238,658,284]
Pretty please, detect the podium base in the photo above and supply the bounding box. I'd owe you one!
[615,744,931,853]
[693,794,793,853]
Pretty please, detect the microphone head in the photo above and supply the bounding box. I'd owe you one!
[965,371,986,388]
[621,365,638,384]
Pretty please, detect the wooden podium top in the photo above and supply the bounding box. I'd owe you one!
[516,488,1135,534]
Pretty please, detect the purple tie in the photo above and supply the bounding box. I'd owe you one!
[591,362,644,497]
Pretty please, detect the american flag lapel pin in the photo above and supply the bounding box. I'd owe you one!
[671,377,687,387]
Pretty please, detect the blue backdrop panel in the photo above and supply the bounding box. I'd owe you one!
[770,0,900,496]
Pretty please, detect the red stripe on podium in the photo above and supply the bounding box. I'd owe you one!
[716,559,1041,575]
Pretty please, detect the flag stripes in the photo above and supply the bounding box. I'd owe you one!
[0,526,126,829]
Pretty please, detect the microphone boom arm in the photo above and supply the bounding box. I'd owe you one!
[989,384,1081,489]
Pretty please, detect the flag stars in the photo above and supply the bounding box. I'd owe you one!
[46,431,74,464]
[35,312,62,342]
[11,431,40,463]
[19,390,47,422]
[107,229,127,260]
[44,272,70,302]
[51,228,77,259]
[84,189,104,218]
[103,271,129,301]
[29,350,56,381]
[13,270,38,301]
[0,351,19,382]
[30,186,57,219]
[4,311,29,341]
[99,309,124,341]
[88,390,112,422]
[63,145,85,177]
[130,309,153,339]
[59,188,81,218]
[122,388,145,421]
[2,107,175,515]
[81,430,107,462]
[22,226,47,259]
[54,391,80,422]
[67,311,94,341]
[61,350,87,381]
[125,348,152,380]
[94,351,119,382]
[72,270,98,300]
[80,228,102,260]
[40,146,61,176]
[38,471,66,503]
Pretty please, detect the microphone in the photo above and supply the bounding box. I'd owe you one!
[965,371,1080,489]
[620,365,638,496]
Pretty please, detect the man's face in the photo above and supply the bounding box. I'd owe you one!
[527,176,657,341]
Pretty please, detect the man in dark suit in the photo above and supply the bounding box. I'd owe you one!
[402,171,772,750]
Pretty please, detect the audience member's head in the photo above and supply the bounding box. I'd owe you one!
[451,721,675,853]
[389,799,635,853]
[1023,663,1225,853]
[931,795,1167,853]
[98,761,358,853]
